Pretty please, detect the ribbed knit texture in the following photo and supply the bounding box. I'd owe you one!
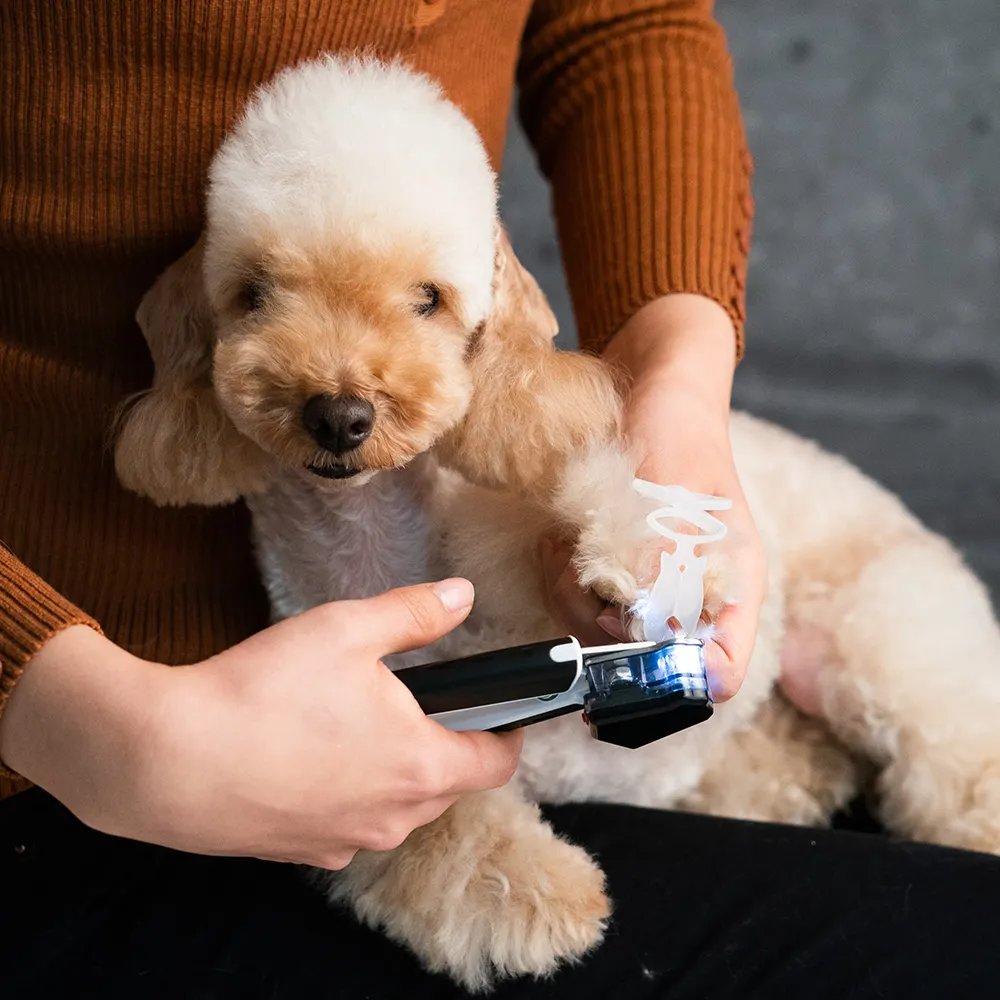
[0,0,752,789]
[519,0,753,354]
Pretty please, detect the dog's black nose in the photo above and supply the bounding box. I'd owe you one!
[302,394,375,453]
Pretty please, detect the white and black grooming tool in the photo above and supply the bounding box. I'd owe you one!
[394,636,713,749]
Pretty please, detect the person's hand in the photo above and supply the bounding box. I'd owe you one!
[0,579,522,869]
[540,294,767,702]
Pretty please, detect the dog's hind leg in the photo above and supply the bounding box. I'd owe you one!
[320,782,610,992]
[678,695,861,827]
[811,536,1000,855]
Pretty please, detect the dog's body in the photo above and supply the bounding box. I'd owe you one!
[243,408,1000,989]
[116,55,1000,991]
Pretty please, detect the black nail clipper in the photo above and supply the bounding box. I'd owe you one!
[394,636,713,749]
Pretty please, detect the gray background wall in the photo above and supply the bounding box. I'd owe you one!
[500,0,1000,600]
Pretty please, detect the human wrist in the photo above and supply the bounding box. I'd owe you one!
[603,295,738,479]
[0,624,173,833]
[603,293,737,420]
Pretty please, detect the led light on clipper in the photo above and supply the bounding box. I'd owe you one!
[585,637,709,700]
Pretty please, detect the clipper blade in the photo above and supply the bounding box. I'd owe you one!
[582,637,713,748]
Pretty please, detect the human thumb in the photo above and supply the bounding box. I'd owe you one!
[358,578,475,656]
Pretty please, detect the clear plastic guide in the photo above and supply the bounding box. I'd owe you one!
[629,480,732,640]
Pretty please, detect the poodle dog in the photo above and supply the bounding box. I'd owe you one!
[115,55,1000,992]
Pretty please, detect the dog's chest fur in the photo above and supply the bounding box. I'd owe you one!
[247,460,435,624]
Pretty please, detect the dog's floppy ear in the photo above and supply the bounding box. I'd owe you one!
[114,238,270,506]
[436,229,622,493]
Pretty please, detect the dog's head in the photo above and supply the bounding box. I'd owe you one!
[116,55,616,507]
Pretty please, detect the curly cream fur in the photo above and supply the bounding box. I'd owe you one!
[114,240,273,505]
[322,784,609,992]
[115,54,1000,992]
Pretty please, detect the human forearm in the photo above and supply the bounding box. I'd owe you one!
[0,543,105,765]
[519,0,753,353]
[0,625,168,832]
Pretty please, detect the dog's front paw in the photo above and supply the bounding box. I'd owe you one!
[554,445,646,627]
[328,791,610,992]
[556,445,735,640]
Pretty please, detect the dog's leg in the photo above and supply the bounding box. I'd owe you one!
[679,695,861,826]
[320,782,610,992]
[811,537,1000,855]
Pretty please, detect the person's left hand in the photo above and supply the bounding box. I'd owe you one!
[540,294,767,702]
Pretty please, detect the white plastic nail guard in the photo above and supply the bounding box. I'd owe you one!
[630,480,733,641]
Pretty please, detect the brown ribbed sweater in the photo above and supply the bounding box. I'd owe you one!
[0,0,752,795]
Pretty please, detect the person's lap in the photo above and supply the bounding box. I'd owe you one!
[2,788,998,999]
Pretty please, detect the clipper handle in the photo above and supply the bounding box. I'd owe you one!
[393,638,581,715]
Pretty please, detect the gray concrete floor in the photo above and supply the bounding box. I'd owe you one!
[500,0,1000,600]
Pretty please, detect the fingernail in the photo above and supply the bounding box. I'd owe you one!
[432,578,475,613]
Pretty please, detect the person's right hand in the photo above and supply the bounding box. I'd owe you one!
[0,579,522,870]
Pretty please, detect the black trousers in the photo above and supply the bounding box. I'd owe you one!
[3,787,999,999]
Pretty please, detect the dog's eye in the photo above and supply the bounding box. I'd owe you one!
[415,283,440,317]
[244,280,268,312]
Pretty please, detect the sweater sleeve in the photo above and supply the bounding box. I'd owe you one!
[0,541,103,779]
[517,0,753,356]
